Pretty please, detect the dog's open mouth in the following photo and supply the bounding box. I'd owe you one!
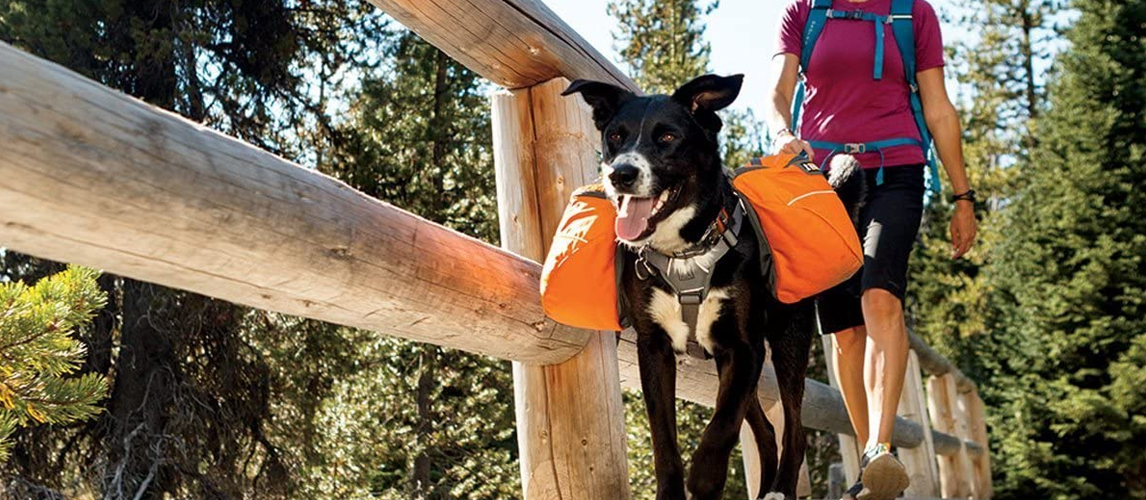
[615,185,681,241]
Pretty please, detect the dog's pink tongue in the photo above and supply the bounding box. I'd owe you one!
[616,195,655,241]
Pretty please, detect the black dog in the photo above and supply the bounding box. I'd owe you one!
[563,74,861,500]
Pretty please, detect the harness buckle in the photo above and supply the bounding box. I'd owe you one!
[678,291,703,306]
[844,143,867,154]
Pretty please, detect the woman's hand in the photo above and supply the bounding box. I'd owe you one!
[774,130,815,161]
[950,201,977,259]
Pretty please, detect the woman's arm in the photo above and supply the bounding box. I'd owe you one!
[768,53,815,160]
[918,66,977,259]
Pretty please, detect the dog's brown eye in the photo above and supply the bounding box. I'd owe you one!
[660,133,677,143]
[608,132,622,142]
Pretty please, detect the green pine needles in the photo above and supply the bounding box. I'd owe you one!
[0,266,108,462]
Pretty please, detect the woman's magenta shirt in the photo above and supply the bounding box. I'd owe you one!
[777,0,945,169]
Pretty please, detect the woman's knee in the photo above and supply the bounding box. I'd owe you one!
[861,288,904,322]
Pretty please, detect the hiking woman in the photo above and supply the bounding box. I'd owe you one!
[766,0,977,498]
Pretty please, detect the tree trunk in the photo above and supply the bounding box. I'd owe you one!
[412,347,436,498]
[104,280,177,500]
[1020,0,1039,150]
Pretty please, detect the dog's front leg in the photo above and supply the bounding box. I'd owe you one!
[638,330,686,500]
[686,336,762,500]
[765,314,814,499]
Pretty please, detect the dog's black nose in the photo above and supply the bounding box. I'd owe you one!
[609,164,640,190]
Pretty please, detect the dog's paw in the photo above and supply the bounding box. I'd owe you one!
[759,493,786,500]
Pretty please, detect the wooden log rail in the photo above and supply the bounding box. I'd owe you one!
[364,0,639,91]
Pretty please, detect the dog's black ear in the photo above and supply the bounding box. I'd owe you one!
[672,74,744,114]
[562,79,635,130]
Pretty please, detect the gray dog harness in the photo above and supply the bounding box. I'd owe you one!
[635,196,746,334]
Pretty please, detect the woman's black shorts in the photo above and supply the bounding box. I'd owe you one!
[817,164,926,334]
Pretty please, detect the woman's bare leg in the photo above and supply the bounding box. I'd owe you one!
[832,326,870,446]
[860,288,910,447]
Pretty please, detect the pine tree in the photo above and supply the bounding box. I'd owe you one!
[0,266,108,463]
[985,0,1146,497]
[608,0,716,94]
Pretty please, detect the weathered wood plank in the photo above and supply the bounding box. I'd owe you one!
[967,391,994,499]
[929,374,975,498]
[366,0,638,91]
[898,351,940,497]
[953,388,984,499]
[495,79,631,500]
[0,41,589,365]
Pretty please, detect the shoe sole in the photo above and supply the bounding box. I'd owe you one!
[856,453,910,500]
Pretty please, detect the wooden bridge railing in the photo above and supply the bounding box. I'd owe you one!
[0,0,991,498]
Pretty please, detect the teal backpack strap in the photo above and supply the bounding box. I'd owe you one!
[790,0,833,131]
[889,0,942,194]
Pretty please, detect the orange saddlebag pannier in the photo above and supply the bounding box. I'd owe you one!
[539,184,625,332]
[733,154,863,304]
[539,154,863,331]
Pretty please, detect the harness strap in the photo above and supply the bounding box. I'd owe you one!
[638,198,746,339]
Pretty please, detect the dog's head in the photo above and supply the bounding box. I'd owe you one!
[563,74,743,246]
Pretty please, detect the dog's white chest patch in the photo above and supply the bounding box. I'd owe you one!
[647,287,732,354]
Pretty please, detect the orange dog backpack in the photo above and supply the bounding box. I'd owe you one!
[539,184,626,331]
[732,154,863,304]
[540,153,862,331]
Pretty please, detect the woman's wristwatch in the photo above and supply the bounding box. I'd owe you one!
[952,189,977,204]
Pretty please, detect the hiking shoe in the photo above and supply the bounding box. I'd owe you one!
[855,443,910,500]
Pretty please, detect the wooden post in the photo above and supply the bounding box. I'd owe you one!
[897,351,940,497]
[967,391,993,499]
[927,374,975,498]
[821,335,862,486]
[493,78,631,500]
[953,390,984,499]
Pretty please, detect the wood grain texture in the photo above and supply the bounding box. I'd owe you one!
[366,0,638,91]
[494,79,630,500]
[952,388,984,499]
[967,392,993,499]
[0,41,588,365]
[897,351,940,497]
[928,374,974,498]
